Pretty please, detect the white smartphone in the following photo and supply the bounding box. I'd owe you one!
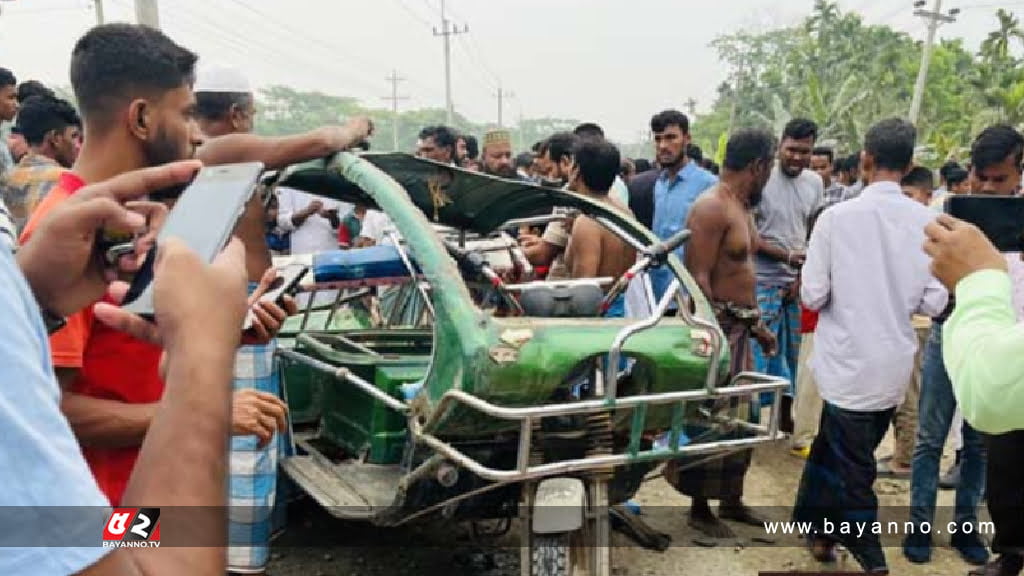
[121,162,265,318]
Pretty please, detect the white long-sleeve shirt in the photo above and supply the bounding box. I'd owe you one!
[801,181,948,411]
[275,187,350,255]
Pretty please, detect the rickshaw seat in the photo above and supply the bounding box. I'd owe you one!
[312,245,411,283]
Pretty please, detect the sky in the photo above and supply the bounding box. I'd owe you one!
[0,0,1019,142]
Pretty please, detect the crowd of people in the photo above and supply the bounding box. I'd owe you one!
[2,20,1024,576]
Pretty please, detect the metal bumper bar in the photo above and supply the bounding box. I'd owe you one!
[412,371,788,483]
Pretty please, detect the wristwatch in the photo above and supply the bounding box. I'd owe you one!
[41,307,67,334]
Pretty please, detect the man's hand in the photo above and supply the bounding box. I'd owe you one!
[924,214,1007,291]
[92,238,249,357]
[16,161,200,316]
[519,233,542,250]
[753,325,778,357]
[304,200,324,217]
[242,267,299,345]
[319,117,374,153]
[231,388,288,448]
[787,251,807,268]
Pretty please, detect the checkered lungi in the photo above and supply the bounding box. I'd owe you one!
[227,339,289,573]
[663,310,754,500]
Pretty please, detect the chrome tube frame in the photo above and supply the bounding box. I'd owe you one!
[387,231,436,319]
[408,371,785,482]
[277,347,409,413]
[603,278,680,403]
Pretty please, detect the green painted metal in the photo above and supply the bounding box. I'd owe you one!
[628,404,646,458]
[280,152,729,454]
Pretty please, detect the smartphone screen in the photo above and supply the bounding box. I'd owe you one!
[122,162,265,318]
[945,195,1024,253]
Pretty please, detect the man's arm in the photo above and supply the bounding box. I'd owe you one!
[567,219,602,279]
[196,119,372,170]
[683,196,728,299]
[757,238,795,263]
[62,393,157,448]
[800,209,832,311]
[944,269,1024,434]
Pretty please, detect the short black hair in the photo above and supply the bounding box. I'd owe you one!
[939,160,962,182]
[418,125,457,151]
[650,110,689,134]
[16,96,82,146]
[195,91,252,122]
[782,118,819,143]
[70,24,197,124]
[545,132,577,165]
[0,67,15,89]
[462,134,479,160]
[515,151,533,169]
[707,161,720,176]
[812,146,834,163]
[723,128,776,172]
[946,167,969,187]
[900,166,934,190]
[971,124,1024,173]
[687,143,703,164]
[864,118,916,172]
[633,158,652,173]
[573,122,605,139]
[572,137,620,193]
[17,80,55,104]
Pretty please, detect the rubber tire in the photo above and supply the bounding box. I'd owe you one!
[531,533,572,576]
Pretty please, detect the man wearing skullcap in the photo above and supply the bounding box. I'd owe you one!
[481,129,516,179]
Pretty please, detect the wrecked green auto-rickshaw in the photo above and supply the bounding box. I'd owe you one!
[269,152,787,576]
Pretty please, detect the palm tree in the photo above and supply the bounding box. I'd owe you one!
[980,9,1024,63]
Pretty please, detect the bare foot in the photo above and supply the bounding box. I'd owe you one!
[719,502,769,526]
[688,508,736,539]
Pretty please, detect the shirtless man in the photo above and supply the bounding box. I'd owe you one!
[564,138,635,315]
[662,128,778,539]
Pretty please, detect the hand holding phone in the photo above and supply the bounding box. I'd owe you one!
[121,162,265,319]
[944,195,1024,252]
[242,263,307,334]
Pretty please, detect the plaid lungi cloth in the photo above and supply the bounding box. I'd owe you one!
[227,338,289,573]
[663,310,754,500]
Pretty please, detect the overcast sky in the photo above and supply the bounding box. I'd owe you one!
[0,0,1017,142]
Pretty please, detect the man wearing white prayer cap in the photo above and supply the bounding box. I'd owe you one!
[192,63,373,576]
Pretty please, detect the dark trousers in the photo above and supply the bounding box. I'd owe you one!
[987,430,1024,555]
[793,401,894,570]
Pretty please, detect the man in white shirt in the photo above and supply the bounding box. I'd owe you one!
[792,118,948,574]
[276,187,348,254]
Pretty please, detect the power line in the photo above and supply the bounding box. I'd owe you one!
[393,0,433,28]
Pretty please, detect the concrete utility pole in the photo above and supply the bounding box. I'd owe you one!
[95,0,105,25]
[495,83,514,128]
[134,0,160,28]
[382,70,410,152]
[685,98,697,117]
[909,0,959,124]
[433,0,467,125]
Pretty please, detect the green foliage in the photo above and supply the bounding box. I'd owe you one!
[252,85,580,156]
[691,0,1024,167]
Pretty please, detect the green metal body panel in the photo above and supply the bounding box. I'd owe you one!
[298,332,429,464]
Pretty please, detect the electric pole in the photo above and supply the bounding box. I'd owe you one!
[382,70,410,152]
[685,98,697,117]
[134,0,160,28]
[909,0,959,124]
[495,83,514,128]
[433,0,467,125]
[95,0,105,25]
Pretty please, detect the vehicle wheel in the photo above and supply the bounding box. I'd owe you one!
[531,533,572,576]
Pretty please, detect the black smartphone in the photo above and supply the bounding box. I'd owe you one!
[121,162,265,318]
[945,195,1024,252]
[242,263,308,330]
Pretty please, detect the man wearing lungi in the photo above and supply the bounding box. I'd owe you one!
[663,128,778,539]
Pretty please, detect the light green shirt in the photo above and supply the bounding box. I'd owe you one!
[945,269,1024,434]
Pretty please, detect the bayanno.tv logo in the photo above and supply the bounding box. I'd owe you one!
[102,508,161,548]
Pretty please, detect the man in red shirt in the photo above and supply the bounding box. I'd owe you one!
[22,24,291,507]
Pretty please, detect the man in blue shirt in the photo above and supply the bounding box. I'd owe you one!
[648,110,718,301]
